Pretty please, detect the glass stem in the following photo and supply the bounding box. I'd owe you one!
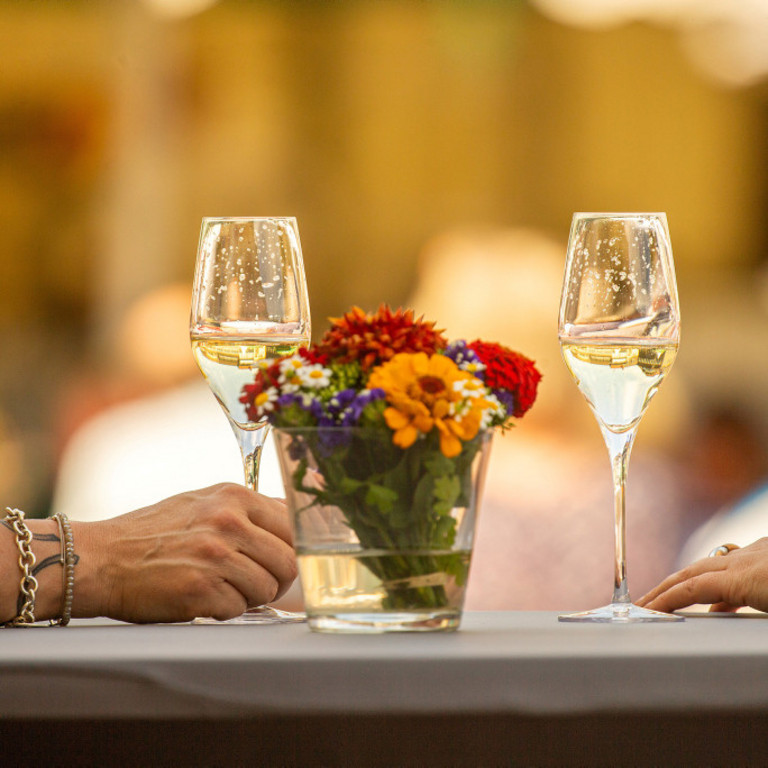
[600,425,638,606]
[230,421,270,492]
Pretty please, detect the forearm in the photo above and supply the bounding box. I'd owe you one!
[3,485,298,625]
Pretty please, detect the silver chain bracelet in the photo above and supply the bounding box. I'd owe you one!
[3,508,38,626]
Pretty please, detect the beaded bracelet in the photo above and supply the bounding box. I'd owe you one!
[50,512,75,626]
[3,508,38,627]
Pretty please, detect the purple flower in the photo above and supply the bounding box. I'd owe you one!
[493,388,516,415]
[272,386,386,434]
[344,388,385,425]
[317,429,351,452]
[277,392,301,408]
[322,387,386,427]
[327,388,358,416]
[445,340,485,380]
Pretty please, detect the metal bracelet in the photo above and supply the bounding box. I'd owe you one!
[50,512,75,626]
[3,508,38,626]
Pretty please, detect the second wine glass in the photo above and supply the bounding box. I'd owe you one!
[558,212,683,623]
[190,216,311,624]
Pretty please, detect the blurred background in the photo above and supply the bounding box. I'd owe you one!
[3,0,768,608]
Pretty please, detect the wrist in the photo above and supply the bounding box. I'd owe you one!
[68,520,107,619]
[2,517,63,623]
[2,514,104,624]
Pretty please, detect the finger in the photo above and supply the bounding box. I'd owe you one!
[220,550,285,609]
[185,538,284,613]
[709,602,740,613]
[637,557,729,606]
[238,528,297,599]
[202,508,297,599]
[171,580,249,623]
[637,568,696,606]
[244,494,294,546]
[642,570,735,614]
[114,565,251,624]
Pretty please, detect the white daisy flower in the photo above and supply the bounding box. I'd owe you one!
[479,392,503,429]
[279,354,305,372]
[276,355,307,393]
[453,376,487,400]
[459,359,486,376]
[253,387,279,415]
[296,363,332,389]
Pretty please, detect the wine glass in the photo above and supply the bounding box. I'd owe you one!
[190,216,311,624]
[558,213,683,623]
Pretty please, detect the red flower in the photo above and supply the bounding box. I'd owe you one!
[469,340,541,418]
[317,304,448,371]
[240,362,281,422]
[297,345,329,366]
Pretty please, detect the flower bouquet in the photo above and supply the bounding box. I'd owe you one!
[241,305,541,631]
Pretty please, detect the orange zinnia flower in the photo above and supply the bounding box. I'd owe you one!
[368,352,491,457]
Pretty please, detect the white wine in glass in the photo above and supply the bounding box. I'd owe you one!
[558,212,683,623]
[190,216,311,624]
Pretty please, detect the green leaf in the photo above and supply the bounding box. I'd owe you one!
[292,456,309,491]
[435,514,457,547]
[434,475,461,506]
[388,506,412,529]
[339,476,364,495]
[412,472,436,517]
[364,483,398,514]
[445,552,469,586]
[424,452,454,477]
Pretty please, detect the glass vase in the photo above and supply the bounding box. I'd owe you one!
[274,427,492,633]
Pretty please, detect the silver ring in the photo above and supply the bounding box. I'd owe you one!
[708,543,740,558]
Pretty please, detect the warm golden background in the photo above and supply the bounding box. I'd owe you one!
[2,0,768,604]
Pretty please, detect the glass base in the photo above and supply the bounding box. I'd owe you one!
[192,606,306,625]
[307,610,461,633]
[558,602,684,623]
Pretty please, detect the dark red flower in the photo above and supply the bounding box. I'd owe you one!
[317,304,448,371]
[469,340,541,418]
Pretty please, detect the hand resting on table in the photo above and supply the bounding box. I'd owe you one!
[637,537,768,614]
[1,483,297,624]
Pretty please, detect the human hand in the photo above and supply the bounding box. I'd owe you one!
[72,483,297,623]
[637,538,768,614]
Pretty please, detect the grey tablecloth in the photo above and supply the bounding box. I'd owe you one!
[2,611,767,719]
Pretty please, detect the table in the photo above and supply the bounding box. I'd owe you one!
[2,611,767,766]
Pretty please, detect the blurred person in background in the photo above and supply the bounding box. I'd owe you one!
[660,262,768,570]
[673,403,768,565]
[409,227,695,612]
